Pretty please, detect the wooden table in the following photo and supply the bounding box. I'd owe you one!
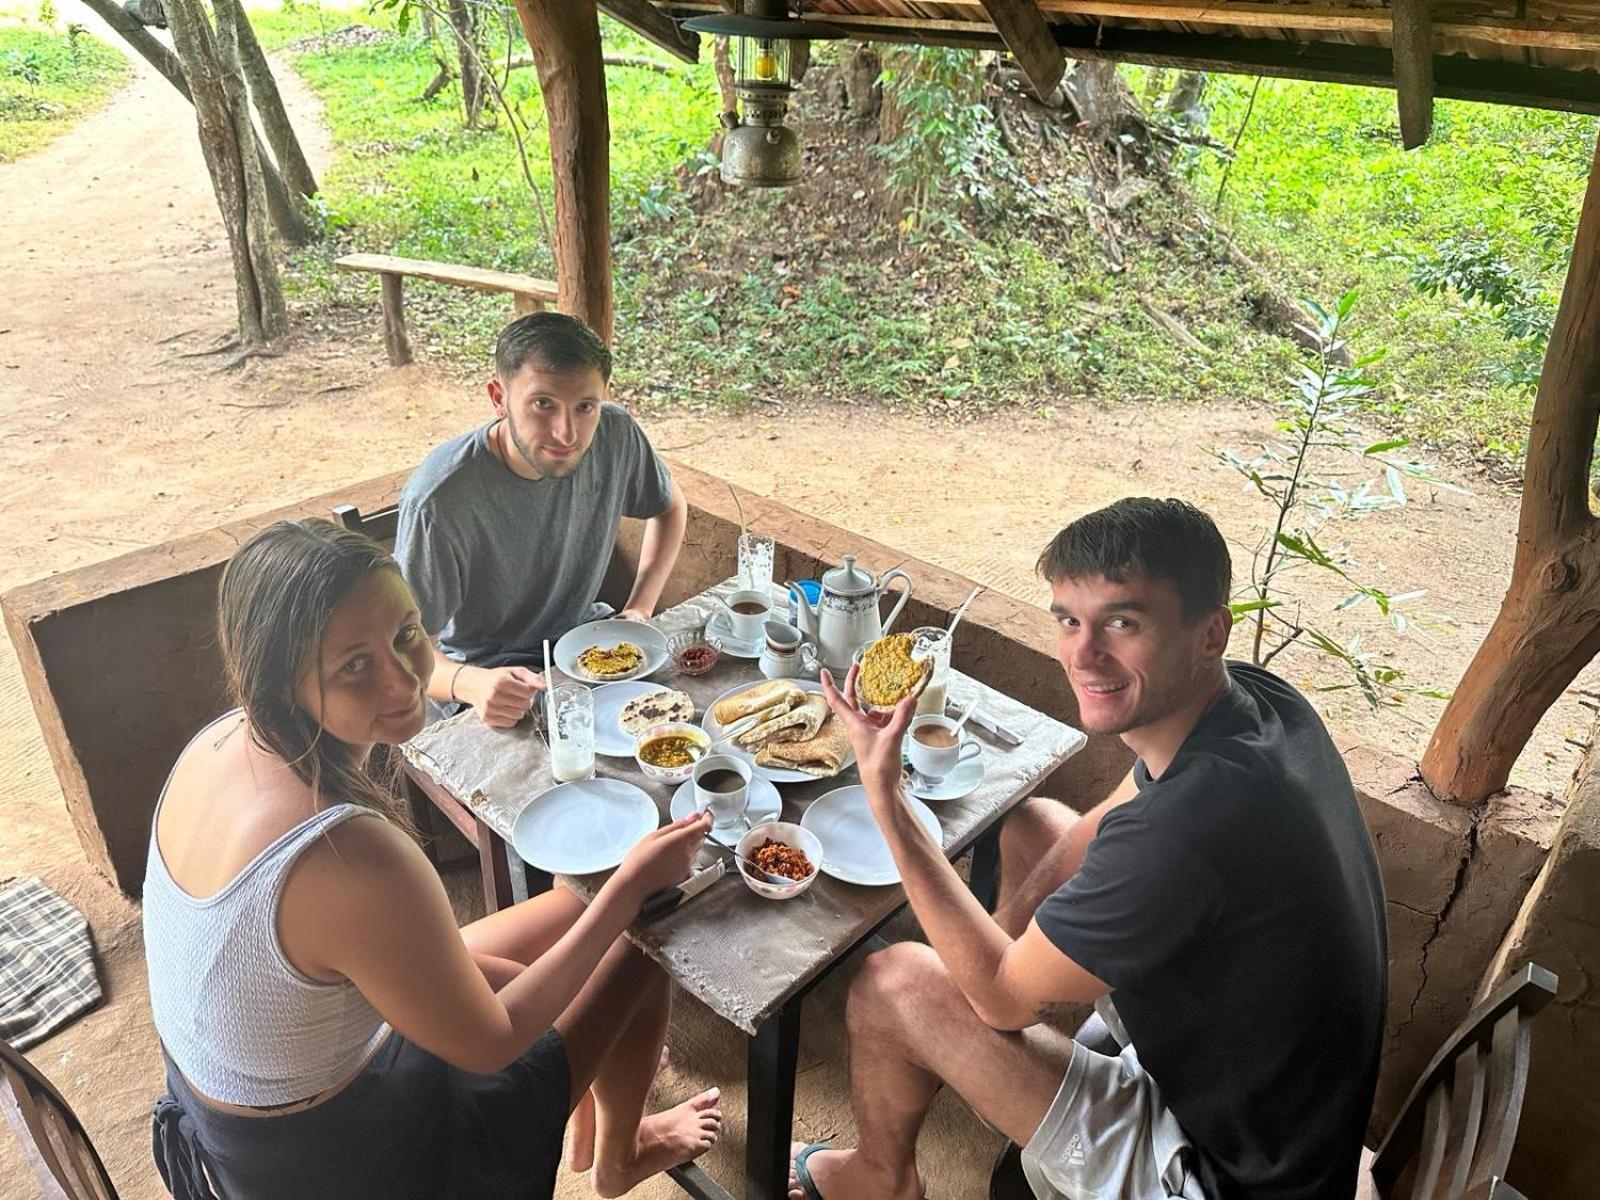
[403,581,1085,1200]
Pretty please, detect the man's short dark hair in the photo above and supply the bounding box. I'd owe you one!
[1037,498,1231,621]
[495,312,613,384]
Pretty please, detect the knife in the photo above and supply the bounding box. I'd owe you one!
[946,700,1022,747]
[637,860,727,923]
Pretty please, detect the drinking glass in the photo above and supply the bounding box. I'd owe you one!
[911,626,952,717]
[548,683,595,783]
[737,532,775,599]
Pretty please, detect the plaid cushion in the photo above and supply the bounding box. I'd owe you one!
[0,877,102,1050]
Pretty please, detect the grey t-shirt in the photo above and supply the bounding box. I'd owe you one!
[394,404,674,666]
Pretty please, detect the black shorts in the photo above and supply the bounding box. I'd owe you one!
[153,1029,570,1200]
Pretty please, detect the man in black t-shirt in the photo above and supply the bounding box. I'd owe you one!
[799,498,1387,1200]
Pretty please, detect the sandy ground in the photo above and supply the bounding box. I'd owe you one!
[2,10,1594,1199]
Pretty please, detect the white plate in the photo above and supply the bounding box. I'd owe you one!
[801,785,943,887]
[706,608,763,659]
[669,775,784,845]
[554,619,670,683]
[900,734,985,802]
[701,678,856,785]
[511,778,659,875]
[592,680,691,757]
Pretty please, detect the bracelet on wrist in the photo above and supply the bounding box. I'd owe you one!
[449,662,468,704]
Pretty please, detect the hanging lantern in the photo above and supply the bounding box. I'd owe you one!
[683,1,843,189]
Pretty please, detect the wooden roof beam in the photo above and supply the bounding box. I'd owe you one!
[1391,0,1435,149]
[599,0,700,63]
[980,0,1067,100]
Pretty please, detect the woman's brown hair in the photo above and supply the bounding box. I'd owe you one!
[217,518,417,832]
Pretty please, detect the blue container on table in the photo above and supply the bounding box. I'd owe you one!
[787,579,822,626]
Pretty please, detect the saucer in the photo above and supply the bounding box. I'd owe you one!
[670,775,783,845]
[900,736,985,802]
[705,608,763,658]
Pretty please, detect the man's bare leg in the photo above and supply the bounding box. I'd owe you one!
[995,798,1081,937]
[789,942,1074,1200]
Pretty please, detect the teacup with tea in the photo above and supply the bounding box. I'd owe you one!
[692,754,753,832]
[719,588,773,642]
[907,714,981,782]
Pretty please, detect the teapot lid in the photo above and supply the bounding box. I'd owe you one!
[824,555,876,595]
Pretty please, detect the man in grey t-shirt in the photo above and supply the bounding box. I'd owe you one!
[395,313,687,727]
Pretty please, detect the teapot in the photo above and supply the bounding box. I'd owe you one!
[788,555,914,671]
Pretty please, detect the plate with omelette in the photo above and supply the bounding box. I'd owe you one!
[701,678,856,784]
[554,619,670,684]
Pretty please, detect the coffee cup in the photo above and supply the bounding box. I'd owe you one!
[759,620,820,680]
[720,589,772,642]
[692,754,753,830]
[907,715,981,782]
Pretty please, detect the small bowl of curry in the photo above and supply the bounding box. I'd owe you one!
[634,722,710,784]
[735,822,822,900]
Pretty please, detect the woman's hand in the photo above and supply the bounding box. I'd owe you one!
[610,810,713,902]
[820,665,916,815]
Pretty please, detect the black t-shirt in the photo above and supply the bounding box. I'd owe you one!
[1036,662,1387,1200]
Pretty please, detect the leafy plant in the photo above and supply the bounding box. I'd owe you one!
[1215,292,1457,709]
[1411,234,1555,390]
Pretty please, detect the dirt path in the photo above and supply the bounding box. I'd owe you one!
[2,17,1595,1200]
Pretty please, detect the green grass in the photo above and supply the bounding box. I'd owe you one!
[1167,72,1598,464]
[0,21,130,161]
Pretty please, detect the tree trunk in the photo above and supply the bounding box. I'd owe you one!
[512,0,612,343]
[1419,138,1600,804]
[78,0,314,247]
[217,0,319,199]
[1164,69,1209,130]
[165,0,286,346]
[447,0,485,127]
[846,43,882,123]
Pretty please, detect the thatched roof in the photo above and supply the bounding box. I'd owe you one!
[643,0,1600,129]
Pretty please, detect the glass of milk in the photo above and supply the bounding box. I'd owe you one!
[548,683,595,783]
[911,627,952,717]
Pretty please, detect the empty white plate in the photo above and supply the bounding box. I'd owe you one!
[554,619,670,683]
[669,775,784,846]
[592,680,690,757]
[511,778,659,875]
[801,784,943,886]
[701,678,856,785]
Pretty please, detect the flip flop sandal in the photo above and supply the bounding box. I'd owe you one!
[793,1142,833,1200]
[793,1143,928,1200]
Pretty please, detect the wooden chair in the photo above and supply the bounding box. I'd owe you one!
[988,962,1559,1200]
[1,1036,118,1200]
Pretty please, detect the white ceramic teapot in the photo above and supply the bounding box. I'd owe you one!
[788,555,914,671]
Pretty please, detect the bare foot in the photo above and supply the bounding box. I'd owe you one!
[591,1088,723,1198]
[787,1141,922,1200]
[570,1047,671,1173]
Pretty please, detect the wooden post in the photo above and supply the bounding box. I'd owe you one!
[512,292,542,317]
[513,0,613,344]
[1419,139,1600,804]
[380,273,413,366]
[980,0,1067,101]
[1391,0,1435,149]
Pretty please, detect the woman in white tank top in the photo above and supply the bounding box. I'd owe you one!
[144,519,720,1200]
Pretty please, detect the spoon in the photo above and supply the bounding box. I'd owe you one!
[950,691,982,738]
[946,585,983,640]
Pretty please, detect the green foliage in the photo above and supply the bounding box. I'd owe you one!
[1159,66,1596,471]
[0,23,128,161]
[1216,292,1455,709]
[873,47,1013,235]
[1410,235,1554,390]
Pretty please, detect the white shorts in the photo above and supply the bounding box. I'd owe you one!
[1022,1000,1209,1200]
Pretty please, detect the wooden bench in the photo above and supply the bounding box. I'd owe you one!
[335,253,559,367]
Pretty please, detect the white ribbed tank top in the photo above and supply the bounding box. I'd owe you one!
[142,716,391,1107]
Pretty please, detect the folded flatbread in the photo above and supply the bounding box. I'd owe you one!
[756,714,851,778]
[736,692,829,748]
[711,680,805,727]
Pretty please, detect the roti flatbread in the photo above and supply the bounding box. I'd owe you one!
[711,680,805,727]
[761,693,829,745]
[618,688,694,735]
[756,714,851,778]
